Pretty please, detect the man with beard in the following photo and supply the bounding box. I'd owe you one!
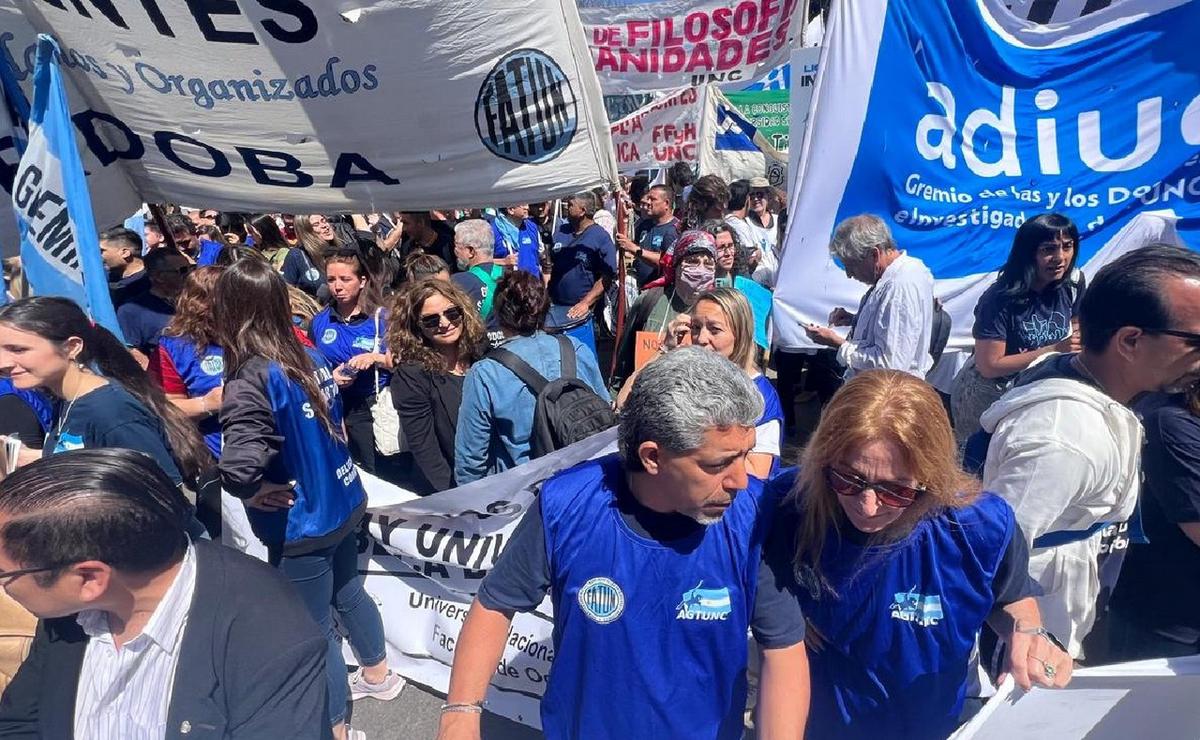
[437,348,808,740]
[976,244,1200,660]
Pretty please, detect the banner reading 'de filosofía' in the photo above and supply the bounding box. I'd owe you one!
[773,0,1200,351]
[580,0,805,94]
[9,0,617,214]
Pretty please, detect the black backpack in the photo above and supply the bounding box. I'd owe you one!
[489,335,618,458]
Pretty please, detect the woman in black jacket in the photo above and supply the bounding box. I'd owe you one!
[387,279,486,493]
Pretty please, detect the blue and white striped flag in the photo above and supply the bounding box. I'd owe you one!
[6,35,122,338]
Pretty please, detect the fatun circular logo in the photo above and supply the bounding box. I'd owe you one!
[475,49,578,164]
[577,577,625,624]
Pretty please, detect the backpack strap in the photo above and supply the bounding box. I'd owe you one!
[489,347,550,396]
[555,334,577,380]
[469,264,504,319]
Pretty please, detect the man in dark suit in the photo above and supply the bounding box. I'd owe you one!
[0,448,331,739]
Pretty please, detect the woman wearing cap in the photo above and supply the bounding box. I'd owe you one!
[611,230,718,394]
[769,370,1072,738]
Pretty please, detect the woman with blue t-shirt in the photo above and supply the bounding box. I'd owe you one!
[951,213,1085,445]
[214,259,402,739]
[771,370,1073,739]
[0,297,211,533]
[309,250,392,475]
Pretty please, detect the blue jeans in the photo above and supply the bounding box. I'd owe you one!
[547,303,597,359]
[277,531,387,725]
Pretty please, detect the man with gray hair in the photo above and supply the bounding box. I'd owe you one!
[804,213,935,380]
[451,219,504,329]
[437,347,809,740]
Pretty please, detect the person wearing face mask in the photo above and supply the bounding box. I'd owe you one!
[438,348,809,740]
[611,231,717,395]
[489,203,543,277]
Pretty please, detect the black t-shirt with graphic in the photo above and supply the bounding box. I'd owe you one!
[973,274,1085,356]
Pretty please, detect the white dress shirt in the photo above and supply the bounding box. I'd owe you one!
[837,251,935,379]
[73,544,196,740]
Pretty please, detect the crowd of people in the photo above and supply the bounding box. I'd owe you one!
[0,164,1192,740]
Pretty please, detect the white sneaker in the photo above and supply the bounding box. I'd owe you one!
[346,726,367,740]
[348,668,406,702]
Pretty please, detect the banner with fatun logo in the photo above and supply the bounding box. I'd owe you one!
[773,0,1200,351]
[2,0,617,226]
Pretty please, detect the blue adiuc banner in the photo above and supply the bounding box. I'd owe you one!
[775,0,1200,350]
[8,36,122,339]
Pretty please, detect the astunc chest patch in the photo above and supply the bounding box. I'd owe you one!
[676,582,732,621]
[321,328,338,345]
[578,577,624,624]
[890,588,944,627]
[200,354,224,376]
[54,432,85,453]
[352,336,375,351]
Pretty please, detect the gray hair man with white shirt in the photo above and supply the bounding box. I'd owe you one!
[804,214,935,379]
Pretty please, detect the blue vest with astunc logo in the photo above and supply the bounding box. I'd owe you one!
[791,477,1015,740]
[258,349,365,547]
[158,335,223,459]
[539,454,772,740]
[310,308,390,402]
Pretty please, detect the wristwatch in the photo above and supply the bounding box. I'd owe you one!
[634,247,644,259]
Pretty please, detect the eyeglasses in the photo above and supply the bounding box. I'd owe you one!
[1142,328,1200,348]
[0,564,62,584]
[716,244,737,254]
[824,466,924,509]
[419,306,464,331]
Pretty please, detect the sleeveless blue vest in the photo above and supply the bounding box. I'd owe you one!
[159,335,223,458]
[796,485,1015,740]
[539,454,772,740]
[257,350,365,547]
[310,307,390,401]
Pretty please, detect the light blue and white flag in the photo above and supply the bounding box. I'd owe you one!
[8,36,122,338]
[775,0,1200,351]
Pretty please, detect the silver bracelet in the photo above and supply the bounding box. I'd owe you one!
[1016,625,1067,652]
[440,702,484,714]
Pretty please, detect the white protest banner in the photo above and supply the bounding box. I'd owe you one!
[786,45,820,186]
[952,655,1200,739]
[350,430,619,729]
[9,0,618,215]
[610,86,703,172]
[698,84,788,188]
[0,0,140,257]
[773,0,1200,352]
[580,0,806,94]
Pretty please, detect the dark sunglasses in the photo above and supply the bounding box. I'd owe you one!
[825,466,924,509]
[419,306,464,331]
[1142,328,1200,348]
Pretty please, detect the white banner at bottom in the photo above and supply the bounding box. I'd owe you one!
[353,430,619,729]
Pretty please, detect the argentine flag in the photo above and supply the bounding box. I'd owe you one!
[4,35,122,339]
